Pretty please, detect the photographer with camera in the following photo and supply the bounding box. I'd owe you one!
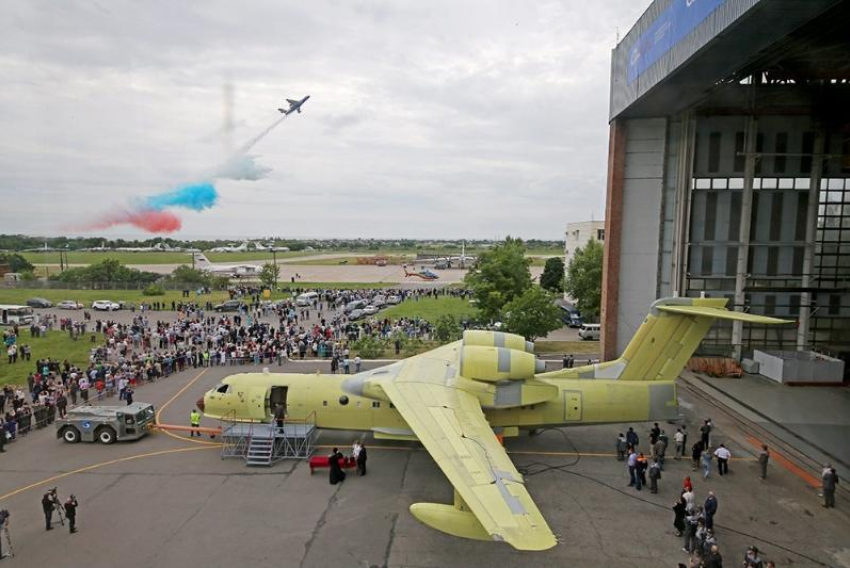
[41,488,63,531]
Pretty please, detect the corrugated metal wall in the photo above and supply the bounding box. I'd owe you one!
[617,118,667,354]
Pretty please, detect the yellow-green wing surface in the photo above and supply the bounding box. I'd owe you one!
[377,349,557,551]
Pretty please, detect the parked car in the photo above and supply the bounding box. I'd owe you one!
[57,300,84,310]
[26,297,52,309]
[344,300,367,313]
[348,309,365,321]
[214,300,245,312]
[386,295,401,305]
[92,300,120,311]
[559,305,583,327]
[371,295,387,307]
[578,323,601,341]
[363,305,380,316]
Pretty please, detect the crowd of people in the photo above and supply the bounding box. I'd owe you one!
[616,417,844,567]
[1,286,473,451]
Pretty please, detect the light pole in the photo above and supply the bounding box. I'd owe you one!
[272,247,277,290]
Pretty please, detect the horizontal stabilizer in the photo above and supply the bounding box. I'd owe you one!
[655,305,792,324]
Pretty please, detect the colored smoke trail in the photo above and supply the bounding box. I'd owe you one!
[87,209,182,233]
[144,181,218,211]
[239,113,287,154]
[83,111,288,234]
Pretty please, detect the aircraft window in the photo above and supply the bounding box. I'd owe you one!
[339,395,349,406]
[372,401,381,408]
[356,401,362,408]
[389,403,395,409]
[216,385,231,394]
[322,400,328,407]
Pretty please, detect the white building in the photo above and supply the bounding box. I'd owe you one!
[565,221,605,268]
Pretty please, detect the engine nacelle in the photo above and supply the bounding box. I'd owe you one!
[462,330,534,354]
[459,346,545,382]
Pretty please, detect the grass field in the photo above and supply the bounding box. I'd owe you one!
[20,250,318,266]
[380,297,478,323]
[0,331,94,385]
[21,248,564,267]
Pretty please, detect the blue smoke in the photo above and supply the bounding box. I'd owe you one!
[145,182,219,212]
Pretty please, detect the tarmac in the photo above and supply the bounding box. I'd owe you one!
[1,360,849,567]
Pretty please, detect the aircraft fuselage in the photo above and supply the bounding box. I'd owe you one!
[200,370,677,436]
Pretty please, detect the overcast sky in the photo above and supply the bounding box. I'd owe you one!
[0,0,648,240]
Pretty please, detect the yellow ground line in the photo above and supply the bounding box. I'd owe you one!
[0,446,216,502]
[154,368,220,446]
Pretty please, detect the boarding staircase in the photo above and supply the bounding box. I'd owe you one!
[246,436,275,466]
[219,410,318,467]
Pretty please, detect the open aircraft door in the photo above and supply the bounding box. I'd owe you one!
[563,390,582,422]
[236,386,269,421]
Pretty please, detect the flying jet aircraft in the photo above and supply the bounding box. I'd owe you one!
[199,296,788,551]
[278,95,310,115]
[191,253,262,278]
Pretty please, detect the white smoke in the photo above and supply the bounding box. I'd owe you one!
[214,154,272,181]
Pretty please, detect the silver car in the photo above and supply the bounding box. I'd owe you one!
[58,300,84,310]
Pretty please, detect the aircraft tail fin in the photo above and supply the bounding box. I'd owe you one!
[540,297,790,382]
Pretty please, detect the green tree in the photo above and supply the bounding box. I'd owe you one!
[352,336,386,359]
[565,239,603,319]
[434,314,462,343]
[539,257,565,293]
[52,259,159,283]
[463,237,532,322]
[259,263,280,289]
[502,286,563,341]
[0,253,34,273]
[170,265,211,285]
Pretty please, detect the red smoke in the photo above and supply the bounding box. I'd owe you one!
[87,209,182,233]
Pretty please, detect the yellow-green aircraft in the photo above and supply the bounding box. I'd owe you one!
[200,297,787,551]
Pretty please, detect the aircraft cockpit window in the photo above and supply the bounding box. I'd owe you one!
[216,384,231,394]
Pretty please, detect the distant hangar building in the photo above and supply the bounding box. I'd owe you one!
[601,0,850,365]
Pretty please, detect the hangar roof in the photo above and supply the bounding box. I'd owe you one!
[610,0,850,120]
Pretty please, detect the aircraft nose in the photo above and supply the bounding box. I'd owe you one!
[196,397,205,412]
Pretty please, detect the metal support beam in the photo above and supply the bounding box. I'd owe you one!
[797,132,826,350]
[731,116,759,360]
[671,112,695,296]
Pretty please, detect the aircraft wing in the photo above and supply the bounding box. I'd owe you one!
[655,304,792,323]
[375,350,557,551]
[286,98,298,105]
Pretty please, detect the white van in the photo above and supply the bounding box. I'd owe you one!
[295,291,319,307]
[0,304,35,326]
[578,323,601,341]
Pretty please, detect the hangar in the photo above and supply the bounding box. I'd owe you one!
[602,0,850,369]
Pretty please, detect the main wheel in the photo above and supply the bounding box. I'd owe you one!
[62,427,81,443]
[96,427,116,444]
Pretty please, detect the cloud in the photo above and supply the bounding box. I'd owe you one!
[0,0,650,239]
